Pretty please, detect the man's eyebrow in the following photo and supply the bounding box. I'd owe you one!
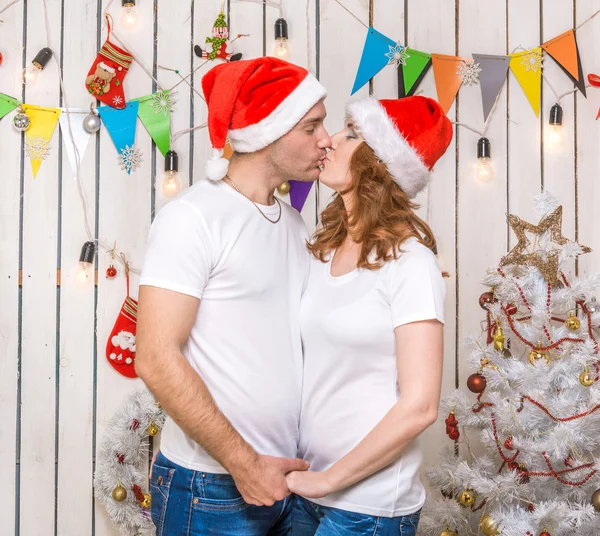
[299,115,326,125]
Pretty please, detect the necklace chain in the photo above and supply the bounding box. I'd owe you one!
[225,175,282,224]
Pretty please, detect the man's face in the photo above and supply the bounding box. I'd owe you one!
[266,100,331,183]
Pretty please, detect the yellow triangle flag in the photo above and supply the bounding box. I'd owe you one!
[22,105,62,178]
[509,48,542,117]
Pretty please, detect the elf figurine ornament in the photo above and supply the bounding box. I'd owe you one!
[194,12,242,62]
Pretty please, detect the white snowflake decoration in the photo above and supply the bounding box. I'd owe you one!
[118,145,143,174]
[112,95,124,107]
[385,43,410,68]
[150,90,175,116]
[521,50,543,73]
[457,60,482,85]
[25,135,51,161]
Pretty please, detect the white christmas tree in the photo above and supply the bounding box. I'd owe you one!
[420,193,600,536]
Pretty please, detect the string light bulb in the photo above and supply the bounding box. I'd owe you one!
[161,150,182,198]
[22,47,53,86]
[121,0,139,30]
[546,103,564,150]
[273,18,289,60]
[475,136,494,183]
[78,241,96,286]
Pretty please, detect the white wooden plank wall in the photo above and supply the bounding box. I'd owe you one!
[1,0,599,534]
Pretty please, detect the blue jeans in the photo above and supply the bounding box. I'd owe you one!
[292,495,421,536]
[150,451,293,535]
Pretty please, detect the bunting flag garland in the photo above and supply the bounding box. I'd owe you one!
[472,54,511,122]
[542,29,586,97]
[59,109,94,179]
[432,54,470,113]
[98,102,141,174]
[398,48,432,98]
[0,93,20,121]
[289,181,313,213]
[21,105,61,178]
[133,90,173,157]
[510,48,543,116]
[351,27,397,95]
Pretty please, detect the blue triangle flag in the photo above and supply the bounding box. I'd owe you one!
[98,101,140,174]
[351,27,398,95]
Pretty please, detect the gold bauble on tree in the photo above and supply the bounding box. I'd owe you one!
[480,514,500,535]
[111,483,127,502]
[528,342,550,365]
[493,326,505,351]
[580,366,595,387]
[565,311,581,331]
[277,181,291,195]
[440,530,458,536]
[140,493,151,508]
[459,487,476,507]
[148,422,159,436]
[591,489,600,512]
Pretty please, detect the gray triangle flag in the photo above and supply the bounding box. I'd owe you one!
[473,53,511,122]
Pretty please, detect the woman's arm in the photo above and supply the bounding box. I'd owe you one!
[286,319,443,498]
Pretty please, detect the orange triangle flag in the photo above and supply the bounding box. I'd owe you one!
[432,54,470,113]
[542,29,586,96]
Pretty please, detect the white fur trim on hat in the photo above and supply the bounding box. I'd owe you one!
[228,74,327,153]
[98,61,116,74]
[345,97,430,199]
[206,148,229,181]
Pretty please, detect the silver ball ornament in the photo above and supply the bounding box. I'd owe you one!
[586,297,599,314]
[83,111,101,133]
[13,112,31,132]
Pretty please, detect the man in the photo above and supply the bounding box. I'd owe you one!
[135,57,330,535]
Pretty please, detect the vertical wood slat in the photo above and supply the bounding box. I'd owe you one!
[0,1,25,533]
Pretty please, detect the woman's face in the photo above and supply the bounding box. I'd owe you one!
[318,120,364,192]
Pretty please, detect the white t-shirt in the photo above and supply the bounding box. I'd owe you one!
[298,238,445,517]
[140,179,310,473]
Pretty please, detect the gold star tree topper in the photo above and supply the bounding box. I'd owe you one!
[500,205,591,285]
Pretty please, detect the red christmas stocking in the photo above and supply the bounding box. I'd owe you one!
[85,16,133,109]
[106,275,138,378]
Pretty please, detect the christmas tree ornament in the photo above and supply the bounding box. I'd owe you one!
[13,108,31,132]
[504,436,514,450]
[459,487,476,507]
[106,270,138,378]
[579,366,594,387]
[277,181,291,195]
[273,18,290,60]
[194,12,242,63]
[467,373,487,393]
[539,530,551,536]
[457,59,482,85]
[585,297,599,313]
[476,136,494,183]
[121,0,139,30]
[565,311,580,331]
[85,15,133,108]
[508,461,519,471]
[527,503,535,512]
[528,342,549,365]
[106,264,117,279]
[493,325,505,351]
[440,530,458,536]
[140,493,151,508]
[147,422,159,436]
[22,47,53,86]
[161,150,182,198]
[501,206,591,286]
[445,410,459,440]
[479,291,495,309]
[517,463,529,484]
[0,52,3,66]
[83,104,102,133]
[111,483,127,502]
[591,489,600,512]
[480,514,500,536]
[505,303,518,315]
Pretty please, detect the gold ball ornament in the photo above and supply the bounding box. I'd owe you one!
[480,514,500,536]
[277,181,291,195]
[459,487,476,507]
[112,484,127,502]
[440,530,458,536]
[528,342,549,365]
[493,326,505,351]
[579,367,595,387]
[140,493,151,508]
[148,422,159,436]
[565,311,580,331]
[591,488,600,512]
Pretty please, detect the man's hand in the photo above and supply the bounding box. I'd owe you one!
[230,455,310,506]
[285,470,334,499]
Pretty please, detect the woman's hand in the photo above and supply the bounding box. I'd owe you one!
[286,470,334,499]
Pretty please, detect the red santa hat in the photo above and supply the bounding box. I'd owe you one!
[202,57,327,181]
[345,96,453,198]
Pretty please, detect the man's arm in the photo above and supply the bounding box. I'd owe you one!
[135,285,308,506]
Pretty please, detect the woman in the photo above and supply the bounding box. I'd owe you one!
[287,96,453,535]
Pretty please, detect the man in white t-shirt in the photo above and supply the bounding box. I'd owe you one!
[135,57,330,535]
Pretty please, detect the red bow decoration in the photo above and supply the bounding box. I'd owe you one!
[587,74,600,119]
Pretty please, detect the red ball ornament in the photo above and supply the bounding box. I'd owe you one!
[467,373,487,393]
[504,436,514,450]
[527,503,535,512]
[505,303,518,315]
[479,291,495,309]
[508,461,519,471]
[106,264,117,279]
[539,532,551,536]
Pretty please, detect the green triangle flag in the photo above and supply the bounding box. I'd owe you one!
[399,48,432,97]
[133,90,172,157]
[0,93,21,121]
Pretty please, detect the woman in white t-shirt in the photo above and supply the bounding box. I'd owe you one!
[287,96,453,535]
